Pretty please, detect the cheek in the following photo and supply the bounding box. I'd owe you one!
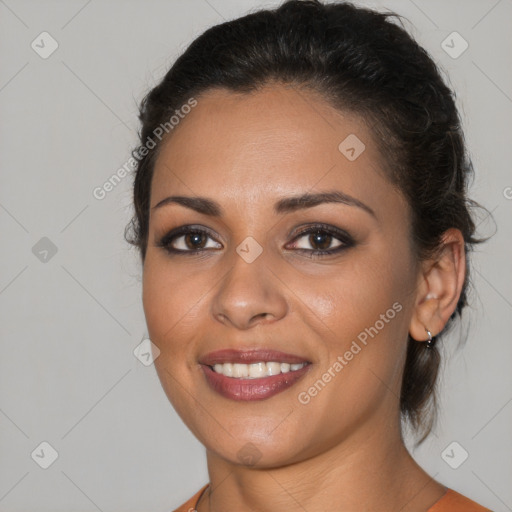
[290,244,414,397]
[141,258,206,417]
[298,256,407,339]
[142,257,202,353]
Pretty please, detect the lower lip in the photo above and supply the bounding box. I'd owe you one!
[200,364,312,401]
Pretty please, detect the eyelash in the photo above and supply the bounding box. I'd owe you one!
[156,223,355,258]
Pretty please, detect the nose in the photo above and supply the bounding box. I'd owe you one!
[210,249,288,330]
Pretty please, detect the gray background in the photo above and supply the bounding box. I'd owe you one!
[0,0,510,511]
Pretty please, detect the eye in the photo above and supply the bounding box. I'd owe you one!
[286,224,354,256]
[157,225,222,254]
[156,223,354,257]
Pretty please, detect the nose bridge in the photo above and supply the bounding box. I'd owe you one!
[210,244,288,329]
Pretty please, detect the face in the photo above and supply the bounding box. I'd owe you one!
[142,83,420,467]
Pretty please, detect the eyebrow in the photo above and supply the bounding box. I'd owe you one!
[151,190,376,218]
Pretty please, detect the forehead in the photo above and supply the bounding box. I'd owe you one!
[150,84,394,211]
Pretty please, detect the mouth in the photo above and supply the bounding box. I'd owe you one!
[198,349,312,401]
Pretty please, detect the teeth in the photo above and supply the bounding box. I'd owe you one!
[249,362,266,378]
[211,361,307,378]
[232,363,248,378]
[266,362,281,375]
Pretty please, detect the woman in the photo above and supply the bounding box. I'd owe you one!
[125,0,492,510]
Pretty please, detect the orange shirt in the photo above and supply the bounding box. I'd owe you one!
[172,484,493,511]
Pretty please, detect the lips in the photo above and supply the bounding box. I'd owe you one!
[198,348,312,401]
[198,348,310,366]
[201,363,311,401]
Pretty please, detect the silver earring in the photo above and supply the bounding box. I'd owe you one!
[425,328,435,349]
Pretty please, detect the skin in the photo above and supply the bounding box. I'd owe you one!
[142,83,466,512]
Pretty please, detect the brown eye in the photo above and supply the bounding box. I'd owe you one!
[307,231,336,251]
[286,224,355,256]
[183,232,208,250]
[292,229,343,252]
[157,226,222,254]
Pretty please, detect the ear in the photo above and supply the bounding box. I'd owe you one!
[409,228,466,344]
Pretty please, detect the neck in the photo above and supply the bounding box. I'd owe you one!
[198,416,445,512]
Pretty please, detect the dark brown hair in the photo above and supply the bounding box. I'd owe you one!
[125,0,487,443]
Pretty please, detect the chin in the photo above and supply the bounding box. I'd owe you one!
[204,436,311,469]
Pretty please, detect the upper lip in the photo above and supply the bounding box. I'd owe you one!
[199,348,311,366]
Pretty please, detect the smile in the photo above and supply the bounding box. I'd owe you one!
[199,348,312,401]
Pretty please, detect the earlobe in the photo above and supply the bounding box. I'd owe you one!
[409,228,466,345]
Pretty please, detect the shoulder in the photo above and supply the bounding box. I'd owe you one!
[172,484,209,512]
[172,485,493,512]
[428,488,493,512]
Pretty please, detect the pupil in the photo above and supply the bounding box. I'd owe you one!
[310,232,331,250]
